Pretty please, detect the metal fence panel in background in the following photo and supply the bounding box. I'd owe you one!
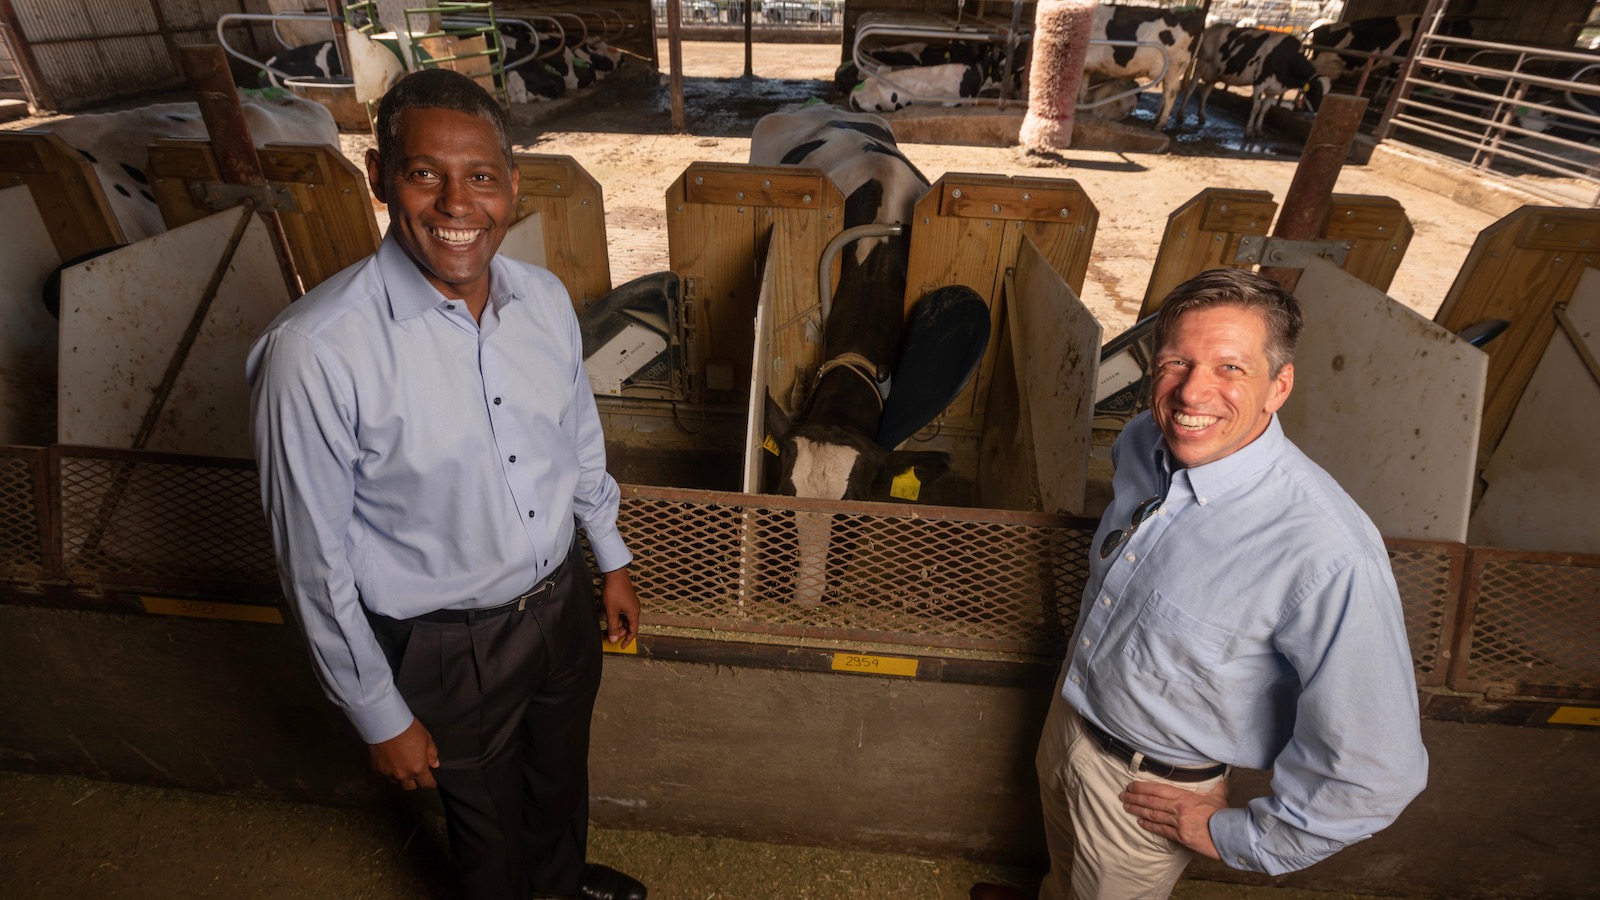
[1452,548,1600,700]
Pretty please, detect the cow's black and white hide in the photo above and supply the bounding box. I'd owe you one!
[257,40,345,88]
[1181,25,1328,137]
[1307,14,1471,84]
[496,20,623,100]
[749,104,951,505]
[1082,5,1204,129]
[849,62,985,112]
[37,93,340,244]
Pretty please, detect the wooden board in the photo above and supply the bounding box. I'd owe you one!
[1433,206,1600,464]
[1323,194,1412,292]
[146,139,380,292]
[57,208,291,459]
[1008,236,1101,516]
[0,130,124,260]
[1139,188,1276,319]
[1283,258,1486,543]
[1468,267,1600,554]
[0,185,63,445]
[905,173,1097,428]
[666,162,842,410]
[512,154,611,307]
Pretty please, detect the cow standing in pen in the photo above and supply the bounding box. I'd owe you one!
[1181,25,1328,138]
[1081,4,1204,130]
[749,103,950,503]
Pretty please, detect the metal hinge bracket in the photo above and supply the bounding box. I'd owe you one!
[1234,236,1351,268]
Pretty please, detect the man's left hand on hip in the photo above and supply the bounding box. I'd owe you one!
[1121,777,1228,859]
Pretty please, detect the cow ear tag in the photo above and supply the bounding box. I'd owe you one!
[763,434,781,456]
[890,467,922,501]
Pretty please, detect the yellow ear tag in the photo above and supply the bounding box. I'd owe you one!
[763,434,781,456]
[890,467,922,501]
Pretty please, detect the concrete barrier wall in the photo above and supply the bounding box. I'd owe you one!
[2,603,1596,897]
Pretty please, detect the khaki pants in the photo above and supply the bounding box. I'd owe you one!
[1035,686,1227,900]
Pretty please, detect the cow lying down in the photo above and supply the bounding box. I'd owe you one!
[36,91,340,244]
[751,103,990,604]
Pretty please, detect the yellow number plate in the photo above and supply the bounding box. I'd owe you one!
[830,652,917,678]
[1548,706,1600,726]
[140,596,283,624]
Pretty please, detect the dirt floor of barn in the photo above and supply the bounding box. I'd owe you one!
[1,770,1401,900]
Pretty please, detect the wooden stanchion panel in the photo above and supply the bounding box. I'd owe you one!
[149,139,379,293]
[666,162,841,408]
[1432,206,1600,461]
[1139,188,1276,319]
[0,131,124,260]
[907,174,1097,425]
[1323,194,1412,292]
[513,154,611,307]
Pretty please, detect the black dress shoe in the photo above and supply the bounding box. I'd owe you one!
[578,863,647,900]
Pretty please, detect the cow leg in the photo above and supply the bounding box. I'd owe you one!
[1247,90,1268,138]
[1196,83,1214,127]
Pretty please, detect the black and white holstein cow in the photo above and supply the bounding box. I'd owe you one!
[1081,4,1204,130]
[38,93,340,244]
[845,39,1022,113]
[1306,14,1470,84]
[1182,25,1328,138]
[497,20,624,103]
[749,104,952,503]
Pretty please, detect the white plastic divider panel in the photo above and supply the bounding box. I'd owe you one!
[1468,267,1600,554]
[57,207,291,459]
[1008,236,1101,516]
[0,186,63,446]
[742,240,780,495]
[498,211,549,270]
[1282,258,1486,543]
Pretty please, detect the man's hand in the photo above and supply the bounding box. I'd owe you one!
[1121,777,1229,859]
[602,566,640,649]
[368,717,439,790]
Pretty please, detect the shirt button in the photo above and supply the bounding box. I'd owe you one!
[1101,596,1111,606]
[1198,497,1209,506]
[528,510,536,518]
[445,303,455,310]
[1125,552,1136,563]
[494,397,502,405]
[1237,857,1247,866]
[509,455,517,463]
[1080,637,1090,648]
[1070,674,1081,684]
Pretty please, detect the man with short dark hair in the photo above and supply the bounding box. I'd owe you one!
[248,68,646,900]
[981,268,1427,899]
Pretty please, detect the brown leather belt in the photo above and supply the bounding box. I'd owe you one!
[412,560,567,625]
[1082,715,1228,783]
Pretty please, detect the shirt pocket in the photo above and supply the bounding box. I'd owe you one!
[1119,589,1231,686]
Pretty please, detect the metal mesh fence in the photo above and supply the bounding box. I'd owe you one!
[618,486,1094,656]
[0,447,44,582]
[56,447,278,589]
[1453,550,1600,699]
[1387,541,1462,687]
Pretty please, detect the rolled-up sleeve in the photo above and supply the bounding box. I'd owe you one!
[1209,556,1429,874]
[248,327,414,744]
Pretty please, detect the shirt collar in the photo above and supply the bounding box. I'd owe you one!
[375,231,521,320]
[1160,414,1286,503]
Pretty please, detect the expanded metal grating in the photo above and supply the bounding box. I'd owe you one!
[1386,540,1462,687]
[55,447,278,589]
[618,486,1094,656]
[0,447,45,581]
[1452,549,1600,699]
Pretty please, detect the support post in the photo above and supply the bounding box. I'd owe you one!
[1376,0,1450,142]
[743,0,753,79]
[1260,94,1367,294]
[666,0,685,132]
[178,44,303,301]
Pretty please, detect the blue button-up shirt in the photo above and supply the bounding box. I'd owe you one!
[247,234,631,744]
[1063,412,1427,875]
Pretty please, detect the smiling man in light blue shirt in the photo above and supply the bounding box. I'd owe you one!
[1026,268,1428,899]
[248,69,645,900]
